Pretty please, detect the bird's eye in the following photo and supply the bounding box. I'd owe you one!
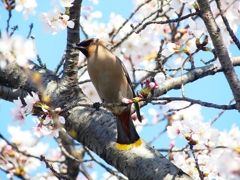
[79,39,94,47]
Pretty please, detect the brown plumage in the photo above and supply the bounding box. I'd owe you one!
[74,38,142,150]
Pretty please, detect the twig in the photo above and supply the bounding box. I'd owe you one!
[78,66,87,79]
[152,97,236,110]
[78,79,91,84]
[210,98,235,124]
[54,51,66,75]
[80,168,93,180]
[168,102,193,112]
[133,11,200,34]
[200,49,217,65]
[111,9,159,51]
[83,147,127,180]
[0,166,27,180]
[26,23,34,39]
[149,128,166,144]
[165,67,191,71]
[40,155,71,180]
[9,25,18,37]
[6,9,12,34]
[31,36,44,67]
[80,24,89,39]
[215,0,240,50]
[58,142,92,163]
[157,145,227,152]
[128,56,136,83]
[156,39,170,78]
[59,101,127,114]
[0,133,64,163]
[110,0,152,41]
[191,149,204,180]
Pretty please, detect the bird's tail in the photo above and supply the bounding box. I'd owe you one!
[115,110,142,150]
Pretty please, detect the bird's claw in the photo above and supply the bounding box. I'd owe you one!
[93,102,100,111]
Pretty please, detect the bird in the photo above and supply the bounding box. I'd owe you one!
[74,38,142,150]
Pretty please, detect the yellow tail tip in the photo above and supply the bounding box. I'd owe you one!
[116,138,142,150]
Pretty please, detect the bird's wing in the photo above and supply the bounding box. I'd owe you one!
[118,59,142,123]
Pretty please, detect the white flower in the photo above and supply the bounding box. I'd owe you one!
[170,0,196,11]
[39,10,74,35]
[39,11,59,35]
[58,116,65,124]
[0,34,35,67]
[169,101,203,122]
[8,126,35,147]
[59,0,75,7]
[32,118,43,137]
[60,15,75,29]
[43,114,53,125]
[10,106,26,125]
[162,42,181,57]
[48,127,66,138]
[91,11,102,18]
[15,0,37,20]
[188,17,207,38]
[155,73,165,85]
[13,38,36,66]
[170,0,183,11]
[167,120,183,139]
[13,97,23,107]
[24,92,40,113]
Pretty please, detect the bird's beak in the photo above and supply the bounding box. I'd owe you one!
[70,43,89,58]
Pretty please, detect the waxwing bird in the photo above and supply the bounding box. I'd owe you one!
[74,38,142,150]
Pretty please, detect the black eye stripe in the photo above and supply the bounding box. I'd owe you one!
[78,39,94,47]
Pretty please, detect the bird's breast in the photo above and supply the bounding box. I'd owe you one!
[87,54,132,107]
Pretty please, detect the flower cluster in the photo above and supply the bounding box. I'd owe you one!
[167,104,240,179]
[38,0,75,35]
[0,126,49,179]
[14,0,37,19]
[121,77,161,104]
[10,92,66,138]
[0,34,36,69]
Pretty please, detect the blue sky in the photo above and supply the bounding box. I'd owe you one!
[0,0,240,179]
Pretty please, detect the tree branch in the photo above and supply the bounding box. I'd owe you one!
[215,0,240,50]
[154,56,240,97]
[197,0,240,111]
[62,0,82,83]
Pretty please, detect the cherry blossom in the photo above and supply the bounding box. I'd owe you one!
[39,10,74,35]
[15,0,37,19]
[162,42,181,57]
[0,35,36,68]
[167,120,184,139]
[24,92,40,113]
[170,0,196,11]
[10,106,26,125]
[59,14,75,29]
[188,17,207,38]
[0,126,49,177]
[59,0,75,8]
[12,37,36,67]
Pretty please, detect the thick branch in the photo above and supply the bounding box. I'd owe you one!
[0,61,58,102]
[154,57,240,97]
[63,0,82,83]
[62,99,191,180]
[197,0,240,111]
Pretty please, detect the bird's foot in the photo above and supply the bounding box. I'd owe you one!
[93,102,100,111]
